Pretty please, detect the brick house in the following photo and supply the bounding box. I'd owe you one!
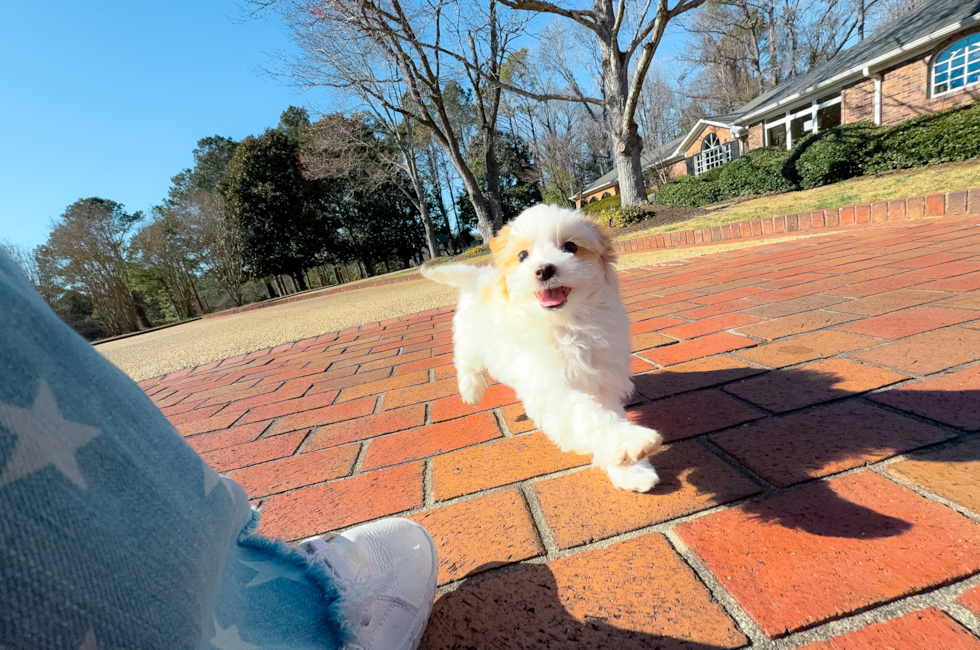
[575,0,980,207]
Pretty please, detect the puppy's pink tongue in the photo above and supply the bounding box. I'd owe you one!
[536,287,568,307]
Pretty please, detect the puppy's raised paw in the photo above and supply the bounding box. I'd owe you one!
[457,370,486,406]
[606,458,660,493]
[613,424,663,465]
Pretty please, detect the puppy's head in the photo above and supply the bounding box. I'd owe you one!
[488,204,617,311]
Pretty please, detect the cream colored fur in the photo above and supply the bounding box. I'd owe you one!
[422,204,662,492]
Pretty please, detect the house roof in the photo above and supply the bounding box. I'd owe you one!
[577,0,980,197]
[731,0,980,123]
[576,136,685,198]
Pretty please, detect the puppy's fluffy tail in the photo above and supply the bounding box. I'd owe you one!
[421,263,483,289]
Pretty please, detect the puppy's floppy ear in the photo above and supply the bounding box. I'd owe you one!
[489,226,511,257]
[487,225,512,303]
[584,220,618,273]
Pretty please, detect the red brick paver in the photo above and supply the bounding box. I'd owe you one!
[146,211,980,648]
[799,608,980,650]
[678,472,980,637]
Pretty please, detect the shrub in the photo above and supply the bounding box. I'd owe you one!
[864,102,980,173]
[580,193,621,214]
[790,123,881,189]
[597,204,646,228]
[716,147,796,197]
[657,175,726,207]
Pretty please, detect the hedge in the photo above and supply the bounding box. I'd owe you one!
[656,175,726,207]
[864,102,980,173]
[654,102,980,207]
[790,123,881,189]
[581,193,621,213]
[717,147,796,197]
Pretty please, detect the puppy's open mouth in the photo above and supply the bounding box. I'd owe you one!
[535,286,571,309]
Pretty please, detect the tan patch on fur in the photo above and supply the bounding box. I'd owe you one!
[487,225,535,304]
[488,226,511,255]
[574,221,617,273]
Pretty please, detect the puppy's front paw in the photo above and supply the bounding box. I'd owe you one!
[613,424,663,465]
[458,370,486,406]
[606,458,660,492]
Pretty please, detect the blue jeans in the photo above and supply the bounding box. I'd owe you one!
[0,252,346,650]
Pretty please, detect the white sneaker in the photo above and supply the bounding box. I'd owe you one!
[298,518,438,650]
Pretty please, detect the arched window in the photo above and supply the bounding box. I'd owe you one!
[601,192,611,199]
[701,133,721,151]
[933,33,980,96]
[589,196,598,204]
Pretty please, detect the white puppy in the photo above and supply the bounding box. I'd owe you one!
[422,204,662,492]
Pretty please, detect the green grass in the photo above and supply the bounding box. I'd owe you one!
[619,159,980,241]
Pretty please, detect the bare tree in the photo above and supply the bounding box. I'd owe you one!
[189,191,247,306]
[262,0,528,242]
[130,211,202,319]
[305,111,441,259]
[44,198,144,336]
[0,239,42,293]
[680,0,890,114]
[494,0,706,207]
[497,44,614,206]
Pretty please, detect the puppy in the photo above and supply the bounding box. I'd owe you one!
[422,204,662,492]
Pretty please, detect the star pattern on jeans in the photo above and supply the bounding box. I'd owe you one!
[240,558,308,587]
[78,629,99,650]
[211,618,259,650]
[203,463,236,500]
[0,380,100,489]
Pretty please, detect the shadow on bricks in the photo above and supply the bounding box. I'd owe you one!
[425,562,744,650]
[628,366,980,539]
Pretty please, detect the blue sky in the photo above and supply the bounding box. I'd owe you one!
[0,2,688,250]
[0,1,307,249]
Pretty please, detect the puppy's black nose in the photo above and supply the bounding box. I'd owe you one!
[536,264,557,281]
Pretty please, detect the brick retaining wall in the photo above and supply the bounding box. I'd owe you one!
[613,187,980,255]
[205,187,980,319]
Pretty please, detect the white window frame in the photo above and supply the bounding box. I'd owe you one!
[693,135,730,176]
[932,33,980,97]
[763,95,842,149]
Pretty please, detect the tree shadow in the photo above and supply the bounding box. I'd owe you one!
[423,366,980,647]
[423,562,742,650]
[625,364,980,539]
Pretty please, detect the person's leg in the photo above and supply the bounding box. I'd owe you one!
[0,253,435,650]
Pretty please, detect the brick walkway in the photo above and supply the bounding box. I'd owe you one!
[141,213,980,649]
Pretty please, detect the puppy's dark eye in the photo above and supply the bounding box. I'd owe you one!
[561,241,578,254]
[517,250,529,262]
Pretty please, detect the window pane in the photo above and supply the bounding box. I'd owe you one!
[790,114,810,143]
[767,124,787,149]
[936,82,949,93]
[816,93,839,105]
[817,102,842,131]
[969,61,980,73]
[952,76,965,89]
[968,72,980,85]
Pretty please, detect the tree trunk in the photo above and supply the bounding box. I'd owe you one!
[414,175,440,259]
[612,127,647,206]
[857,0,866,41]
[264,279,277,299]
[293,272,308,292]
[602,41,648,208]
[133,292,153,329]
[483,130,505,232]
